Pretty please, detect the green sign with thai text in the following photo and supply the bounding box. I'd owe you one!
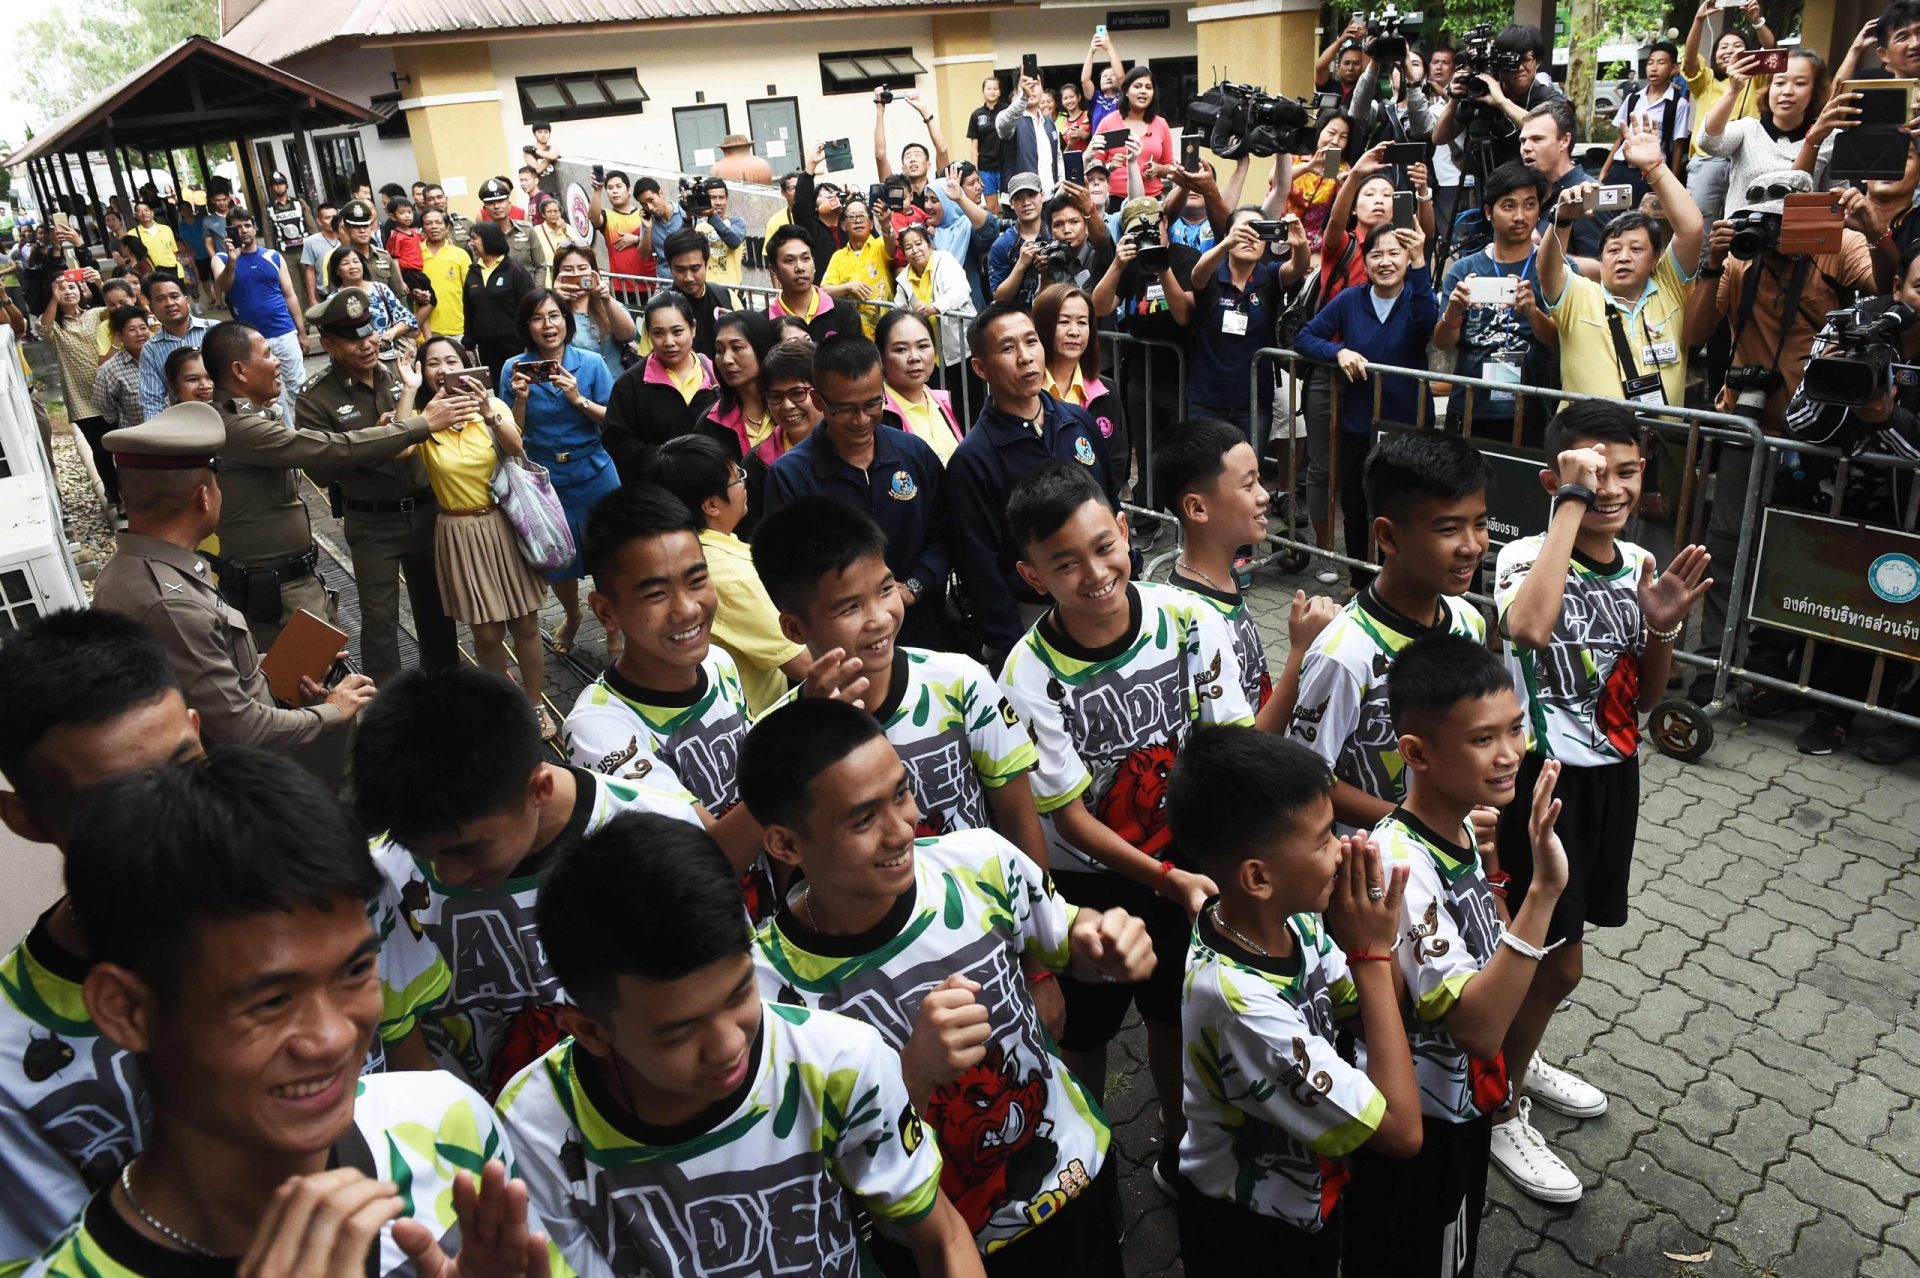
[1748,508,1920,662]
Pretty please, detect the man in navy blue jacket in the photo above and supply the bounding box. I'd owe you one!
[947,303,1132,664]
[764,336,951,649]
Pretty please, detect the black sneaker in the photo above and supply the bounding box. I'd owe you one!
[1794,717,1847,756]
[1858,725,1919,765]
[1151,1146,1181,1197]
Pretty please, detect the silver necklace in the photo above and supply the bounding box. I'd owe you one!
[119,1165,220,1257]
[1209,902,1269,957]
[800,883,818,931]
[1177,560,1226,591]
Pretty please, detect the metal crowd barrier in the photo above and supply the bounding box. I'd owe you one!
[1094,330,1187,532]
[1249,348,1773,762]
[603,271,980,426]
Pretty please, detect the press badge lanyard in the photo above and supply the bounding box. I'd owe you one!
[1483,243,1541,405]
[1606,294,1675,407]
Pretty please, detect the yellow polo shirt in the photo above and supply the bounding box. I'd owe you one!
[1546,246,1694,408]
[1685,66,1767,158]
[893,390,959,464]
[421,241,473,339]
[698,527,805,714]
[135,222,180,271]
[1045,363,1089,407]
[823,237,895,337]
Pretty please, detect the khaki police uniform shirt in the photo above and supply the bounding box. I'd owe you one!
[495,218,537,275]
[364,244,408,299]
[296,361,436,502]
[218,392,428,562]
[91,534,350,784]
[447,212,475,247]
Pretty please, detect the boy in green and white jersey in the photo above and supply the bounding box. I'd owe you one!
[353,665,701,1096]
[496,812,982,1278]
[31,750,550,1278]
[738,700,1154,1270]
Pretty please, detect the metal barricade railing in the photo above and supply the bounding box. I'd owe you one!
[1095,330,1187,541]
[603,271,980,426]
[1249,348,1773,728]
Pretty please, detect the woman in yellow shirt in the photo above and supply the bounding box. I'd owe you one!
[874,308,962,464]
[821,198,897,337]
[1683,0,1774,220]
[402,336,553,729]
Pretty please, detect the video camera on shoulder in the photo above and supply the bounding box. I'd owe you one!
[1455,24,1523,97]
[679,178,714,216]
[1186,80,1314,160]
[1363,4,1411,64]
[1800,298,1920,410]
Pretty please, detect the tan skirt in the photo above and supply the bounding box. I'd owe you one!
[434,506,551,624]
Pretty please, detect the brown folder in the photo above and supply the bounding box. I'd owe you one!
[261,609,349,704]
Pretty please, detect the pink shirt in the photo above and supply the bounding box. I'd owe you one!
[1089,113,1174,199]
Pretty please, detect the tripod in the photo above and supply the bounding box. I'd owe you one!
[1432,103,1500,276]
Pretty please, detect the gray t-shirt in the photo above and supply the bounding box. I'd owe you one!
[302,232,340,279]
[201,211,230,259]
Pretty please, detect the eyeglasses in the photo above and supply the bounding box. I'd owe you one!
[727,469,748,489]
[823,395,887,419]
[767,385,814,406]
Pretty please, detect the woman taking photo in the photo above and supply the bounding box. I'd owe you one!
[42,266,112,508]
[404,336,554,732]
[503,288,619,655]
[1295,225,1437,588]
[1189,208,1308,439]
[1033,282,1125,491]
[603,290,721,481]
[1286,112,1352,254]
[1699,46,1828,213]
[890,223,971,387]
[326,247,417,353]
[530,196,574,288]
[874,307,963,464]
[465,220,537,373]
[705,309,780,459]
[1090,66,1174,203]
[550,242,637,369]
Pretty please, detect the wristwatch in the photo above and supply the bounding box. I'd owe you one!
[1554,482,1596,513]
[904,576,926,600]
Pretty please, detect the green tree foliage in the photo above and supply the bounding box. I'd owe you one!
[15,0,218,124]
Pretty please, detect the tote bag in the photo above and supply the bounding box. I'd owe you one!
[481,418,576,572]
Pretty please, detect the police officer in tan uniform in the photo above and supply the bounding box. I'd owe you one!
[199,315,446,653]
[90,403,374,789]
[298,289,471,683]
[337,198,408,299]
[479,176,537,275]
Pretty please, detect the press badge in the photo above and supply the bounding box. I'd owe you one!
[1221,310,1249,336]
[1621,372,1667,407]
[1485,357,1522,407]
[1641,340,1678,367]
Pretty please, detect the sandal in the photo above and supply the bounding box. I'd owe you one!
[551,616,581,655]
[535,705,560,741]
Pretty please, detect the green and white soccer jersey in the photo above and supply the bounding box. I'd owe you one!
[1495,536,1654,767]
[496,1006,944,1278]
[1372,810,1504,1123]
[1179,910,1381,1232]
[1172,577,1274,713]
[768,648,1039,839]
[1286,591,1486,817]
[1001,582,1255,873]
[0,914,147,1277]
[752,830,1107,1252]
[372,768,701,1096]
[564,652,750,814]
[26,1071,535,1278]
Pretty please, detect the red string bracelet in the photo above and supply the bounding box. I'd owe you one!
[1348,952,1394,963]
[1027,969,1056,985]
[1156,859,1174,894]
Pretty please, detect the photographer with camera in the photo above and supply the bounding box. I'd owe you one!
[988,172,1053,306]
[1682,170,1893,696]
[1188,209,1310,439]
[1774,240,1920,760]
[1433,23,1563,170]
[1433,162,1558,440]
[1093,197,1198,489]
[1315,15,1370,107]
[687,177,748,285]
[1540,116,1705,412]
[1347,10,1437,156]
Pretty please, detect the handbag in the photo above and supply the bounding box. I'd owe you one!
[478,412,576,572]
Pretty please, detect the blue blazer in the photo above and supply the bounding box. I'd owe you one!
[1296,263,1438,435]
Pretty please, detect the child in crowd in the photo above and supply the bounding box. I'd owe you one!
[1286,430,1492,832]
[385,197,424,272]
[351,664,701,1096]
[738,700,1154,1270]
[997,461,1254,1192]
[1165,728,1423,1276]
[1156,417,1339,731]
[0,611,204,1268]
[1341,634,1570,1275]
[639,435,811,715]
[496,812,985,1277]
[1485,402,1711,1200]
[44,749,549,1278]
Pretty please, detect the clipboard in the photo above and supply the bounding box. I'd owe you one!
[260,609,348,704]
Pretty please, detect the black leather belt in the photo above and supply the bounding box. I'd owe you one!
[342,487,434,515]
[205,544,319,582]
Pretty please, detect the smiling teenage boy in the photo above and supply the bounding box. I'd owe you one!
[739,700,1153,1271]
[1340,635,1571,1277]
[352,665,702,1096]
[496,812,983,1278]
[1286,431,1493,833]
[1485,401,1712,1202]
[998,461,1254,1194]
[1165,728,1423,1277]
[38,750,550,1278]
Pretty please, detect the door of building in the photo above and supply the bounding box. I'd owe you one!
[674,105,731,174]
[747,97,803,171]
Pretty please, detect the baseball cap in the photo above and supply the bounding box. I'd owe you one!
[1006,172,1044,197]
[1119,197,1162,232]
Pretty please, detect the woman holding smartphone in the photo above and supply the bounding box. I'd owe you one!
[403,336,552,730]
[1286,112,1353,254]
[503,287,618,654]
[551,242,636,368]
[1089,66,1174,202]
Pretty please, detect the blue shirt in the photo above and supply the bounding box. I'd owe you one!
[1295,263,1439,434]
[137,317,212,417]
[501,345,616,485]
[1190,259,1282,413]
[178,213,208,261]
[214,247,297,337]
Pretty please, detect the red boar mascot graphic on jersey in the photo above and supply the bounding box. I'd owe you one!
[924,1043,1059,1232]
[1095,738,1179,858]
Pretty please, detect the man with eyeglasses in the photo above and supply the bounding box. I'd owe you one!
[761,335,951,648]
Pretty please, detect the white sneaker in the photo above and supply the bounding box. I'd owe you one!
[1523,1053,1608,1118]
[1490,1097,1584,1203]
[1314,563,1340,585]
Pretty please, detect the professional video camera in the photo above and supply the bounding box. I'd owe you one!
[678,177,713,216]
[1455,23,1523,96]
[1800,298,1920,409]
[1364,4,1412,64]
[1726,209,1781,261]
[1186,81,1314,160]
